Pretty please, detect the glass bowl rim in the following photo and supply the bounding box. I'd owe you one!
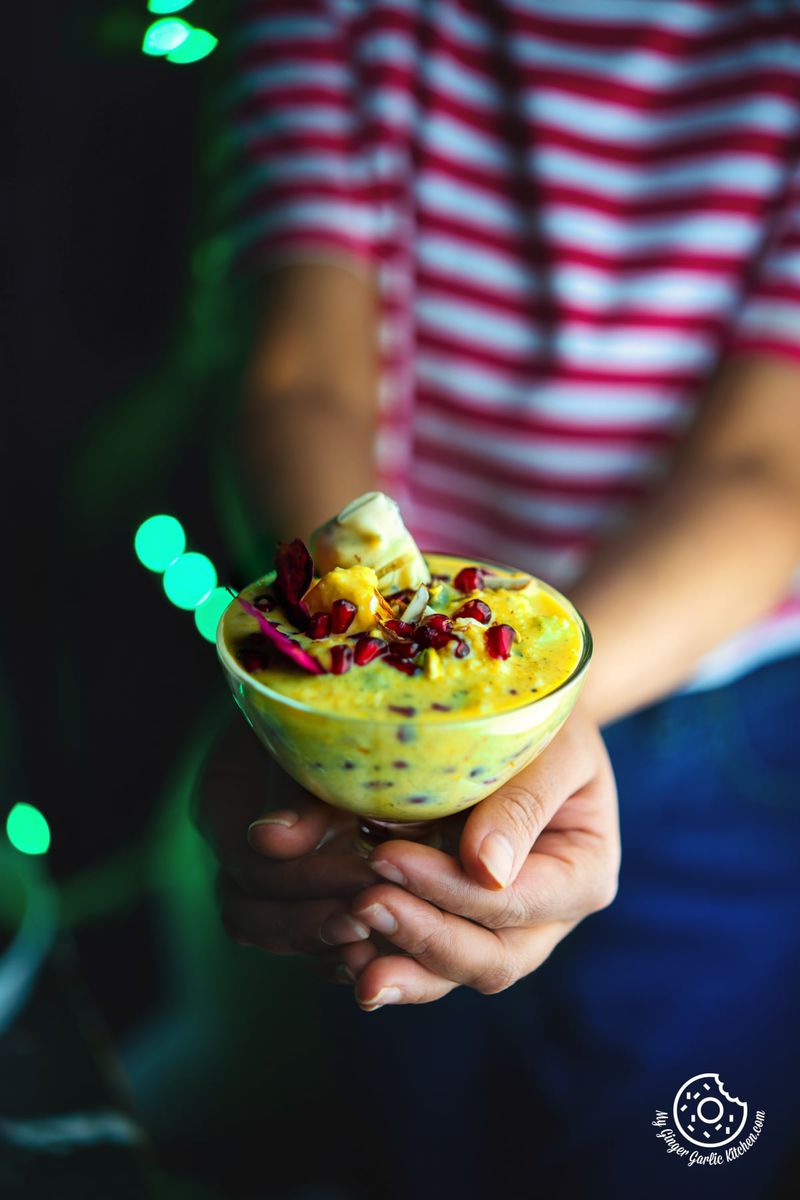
[216,554,593,728]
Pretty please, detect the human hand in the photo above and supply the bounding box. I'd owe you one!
[192,718,381,981]
[324,707,619,1009]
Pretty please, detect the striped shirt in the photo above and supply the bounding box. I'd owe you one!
[231,0,800,691]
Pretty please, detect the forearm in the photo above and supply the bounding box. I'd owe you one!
[240,262,378,541]
[572,356,800,726]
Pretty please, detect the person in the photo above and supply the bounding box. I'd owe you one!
[195,3,800,1196]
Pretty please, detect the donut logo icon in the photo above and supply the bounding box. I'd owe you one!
[673,1073,748,1148]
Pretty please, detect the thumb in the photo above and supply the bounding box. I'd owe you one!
[459,717,593,889]
[459,778,553,890]
[247,771,336,860]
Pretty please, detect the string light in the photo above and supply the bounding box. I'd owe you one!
[163,552,217,610]
[6,803,51,856]
[166,28,218,63]
[147,0,194,13]
[134,514,186,572]
[193,586,233,642]
[141,16,191,56]
[135,515,232,639]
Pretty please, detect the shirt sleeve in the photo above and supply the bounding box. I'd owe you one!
[228,0,375,272]
[728,161,800,364]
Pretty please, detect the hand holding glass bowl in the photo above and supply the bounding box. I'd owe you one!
[216,495,592,850]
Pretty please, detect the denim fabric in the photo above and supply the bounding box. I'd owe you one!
[332,655,800,1200]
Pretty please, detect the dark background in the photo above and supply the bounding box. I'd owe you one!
[1,4,351,1198]
[4,0,231,1019]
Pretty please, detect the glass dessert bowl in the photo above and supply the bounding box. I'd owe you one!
[216,495,592,845]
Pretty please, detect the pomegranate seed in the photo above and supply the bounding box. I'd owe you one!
[329,644,353,674]
[253,593,274,612]
[453,637,471,658]
[354,636,384,665]
[389,705,416,717]
[383,618,415,639]
[431,702,451,711]
[453,599,492,624]
[307,612,331,639]
[384,656,421,676]
[453,566,485,593]
[330,599,357,634]
[240,651,268,672]
[391,640,420,659]
[485,624,516,660]
[416,626,452,650]
[423,613,453,634]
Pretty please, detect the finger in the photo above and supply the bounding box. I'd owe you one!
[370,841,524,925]
[459,713,602,890]
[352,906,573,1008]
[237,845,378,901]
[311,940,381,986]
[193,719,338,868]
[351,883,516,994]
[369,773,618,927]
[218,873,371,956]
[246,788,339,861]
[355,955,458,1010]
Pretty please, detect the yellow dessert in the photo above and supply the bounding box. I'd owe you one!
[216,496,590,823]
[222,556,582,720]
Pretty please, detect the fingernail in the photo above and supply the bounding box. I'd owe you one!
[370,859,407,886]
[360,986,403,1011]
[335,963,356,985]
[356,903,398,935]
[319,914,371,946]
[248,811,299,836]
[477,832,514,888]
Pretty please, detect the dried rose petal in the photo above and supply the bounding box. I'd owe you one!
[274,539,314,629]
[237,597,324,674]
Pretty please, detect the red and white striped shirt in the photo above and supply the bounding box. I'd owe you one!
[231,0,800,690]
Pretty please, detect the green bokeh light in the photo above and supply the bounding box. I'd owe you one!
[163,552,217,610]
[134,514,186,573]
[166,28,218,63]
[193,586,232,642]
[147,0,194,13]
[6,803,51,856]
[142,17,191,56]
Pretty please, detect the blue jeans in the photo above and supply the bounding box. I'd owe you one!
[332,655,800,1199]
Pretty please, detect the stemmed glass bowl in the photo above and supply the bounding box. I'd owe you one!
[216,558,592,845]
